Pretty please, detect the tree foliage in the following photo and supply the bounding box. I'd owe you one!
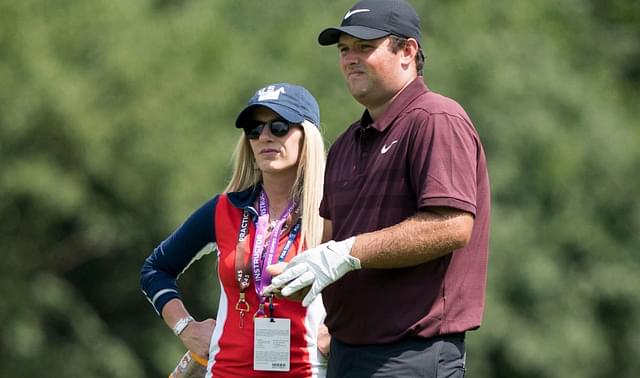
[1,0,638,377]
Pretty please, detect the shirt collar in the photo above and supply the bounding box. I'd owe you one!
[358,77,429,132]
[227,184,262,212]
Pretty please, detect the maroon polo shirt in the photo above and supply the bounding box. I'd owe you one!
[319,77,490,345]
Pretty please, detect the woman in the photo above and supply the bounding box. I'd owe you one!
[140,83,327,377]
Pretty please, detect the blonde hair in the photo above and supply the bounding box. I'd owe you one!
[224,120,326,248]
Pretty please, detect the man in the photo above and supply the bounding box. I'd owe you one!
[264,0,490,376]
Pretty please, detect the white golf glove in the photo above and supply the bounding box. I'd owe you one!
[263,237,360,307]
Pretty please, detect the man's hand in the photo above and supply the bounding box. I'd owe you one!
[266,263,310,302]
[317,324,331,359]
[262,237,360,307]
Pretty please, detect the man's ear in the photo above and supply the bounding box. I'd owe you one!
[401,38,420,65]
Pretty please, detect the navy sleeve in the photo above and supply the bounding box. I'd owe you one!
[140,195,219,316]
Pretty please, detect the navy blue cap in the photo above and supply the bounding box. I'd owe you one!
[235,83,320,128]
[318,0,421,46]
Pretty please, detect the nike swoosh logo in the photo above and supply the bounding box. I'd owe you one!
[344,9,370,19]
[381,140,398,154]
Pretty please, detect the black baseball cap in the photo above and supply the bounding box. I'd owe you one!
[318,0,421,46]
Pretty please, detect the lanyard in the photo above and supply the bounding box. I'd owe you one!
[252,191,296,301]
[234,190,299,325]
[234,210,252,327]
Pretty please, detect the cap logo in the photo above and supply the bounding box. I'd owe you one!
[257,85,285,101]
[344,8,370,20]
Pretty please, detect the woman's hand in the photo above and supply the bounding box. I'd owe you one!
[179,318,216,358]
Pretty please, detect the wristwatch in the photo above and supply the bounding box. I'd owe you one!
[172,315,195,336]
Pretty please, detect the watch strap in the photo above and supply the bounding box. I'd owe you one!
[172,316,195,336]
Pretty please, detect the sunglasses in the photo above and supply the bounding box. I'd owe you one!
[243,120,294,140]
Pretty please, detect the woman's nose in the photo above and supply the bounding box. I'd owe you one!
[257,123,274,140]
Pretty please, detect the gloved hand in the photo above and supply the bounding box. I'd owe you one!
[263,237,360,307]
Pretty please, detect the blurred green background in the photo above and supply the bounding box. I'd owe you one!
[1,0,639,377]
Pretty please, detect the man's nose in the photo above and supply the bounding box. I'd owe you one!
[342,51,359,65]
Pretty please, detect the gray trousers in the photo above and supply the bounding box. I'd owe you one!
[327,333,466,378]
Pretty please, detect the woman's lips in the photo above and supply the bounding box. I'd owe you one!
[260,148,279,155]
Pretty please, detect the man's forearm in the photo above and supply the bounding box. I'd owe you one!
[350,208,474,269]
[264,208,473,305]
